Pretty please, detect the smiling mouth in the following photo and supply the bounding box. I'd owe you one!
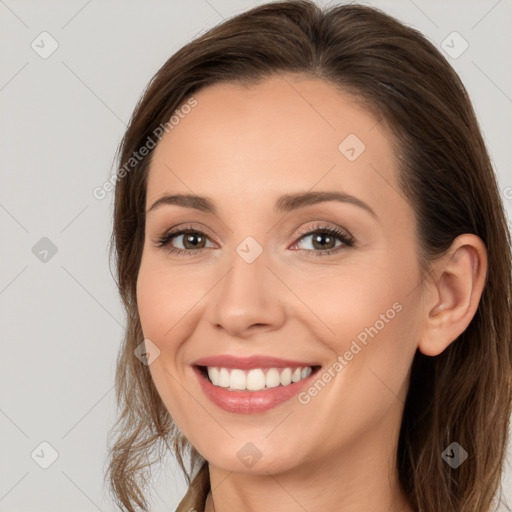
[196,364,322,392]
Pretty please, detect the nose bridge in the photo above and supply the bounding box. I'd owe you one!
[209,235,286,336]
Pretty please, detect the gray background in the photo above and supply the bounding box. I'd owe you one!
[1,0,511,510]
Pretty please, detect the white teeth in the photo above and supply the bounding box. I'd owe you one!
[265,368,281,388]
[291,368,302,382]
[208,367,219,384]
[230,369,246,390]
[218,368,230,387]
[301,367,311,379]
[246,369,266,391]
[280,368,292,386]
[205,366,314,391]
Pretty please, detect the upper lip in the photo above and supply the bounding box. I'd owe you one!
[192,354,321,370]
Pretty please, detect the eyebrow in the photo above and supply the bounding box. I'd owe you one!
[146,191,377,219]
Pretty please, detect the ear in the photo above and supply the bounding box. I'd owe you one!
[417,234,488,357]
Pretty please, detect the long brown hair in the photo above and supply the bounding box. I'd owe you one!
[105,1,512,511]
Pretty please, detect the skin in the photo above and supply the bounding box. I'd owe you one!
[136,74,487,512]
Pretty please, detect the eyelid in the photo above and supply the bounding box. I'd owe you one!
[153,223,217,248]
[154,222,217,243]
[293,222,354,244]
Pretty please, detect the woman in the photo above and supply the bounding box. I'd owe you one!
[105,1,512,511]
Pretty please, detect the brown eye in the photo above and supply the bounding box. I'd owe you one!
[156,227,214,256]
[293,224,355,256]
[309,232,338,250]
[179,231,208,250]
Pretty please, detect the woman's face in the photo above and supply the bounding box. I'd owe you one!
[137,75,424,475]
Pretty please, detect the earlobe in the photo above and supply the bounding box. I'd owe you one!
[417,234,488,357]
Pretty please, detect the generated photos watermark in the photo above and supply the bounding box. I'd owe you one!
[93,96,198,200]
[297,301,403,405]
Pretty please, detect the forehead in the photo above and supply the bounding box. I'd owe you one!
[146,75,404,220]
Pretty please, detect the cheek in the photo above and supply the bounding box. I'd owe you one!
[285,258,406,347]
[136,270,168,340]
[135,261,186,379]
[309,253,419,402]
[136,256,206,339]
[136,263,198,434]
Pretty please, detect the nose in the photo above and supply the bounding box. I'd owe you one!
[208,245,287,339]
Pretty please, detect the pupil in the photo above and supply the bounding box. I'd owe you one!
[313,233,334,250]
[185,233,204,249]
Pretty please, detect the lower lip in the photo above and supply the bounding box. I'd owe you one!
[192,365,319,414]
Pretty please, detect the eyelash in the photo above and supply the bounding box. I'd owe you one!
[154,222,355,258]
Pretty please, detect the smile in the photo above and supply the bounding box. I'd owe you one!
[204,366,314,391]
[191,358,322,414]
